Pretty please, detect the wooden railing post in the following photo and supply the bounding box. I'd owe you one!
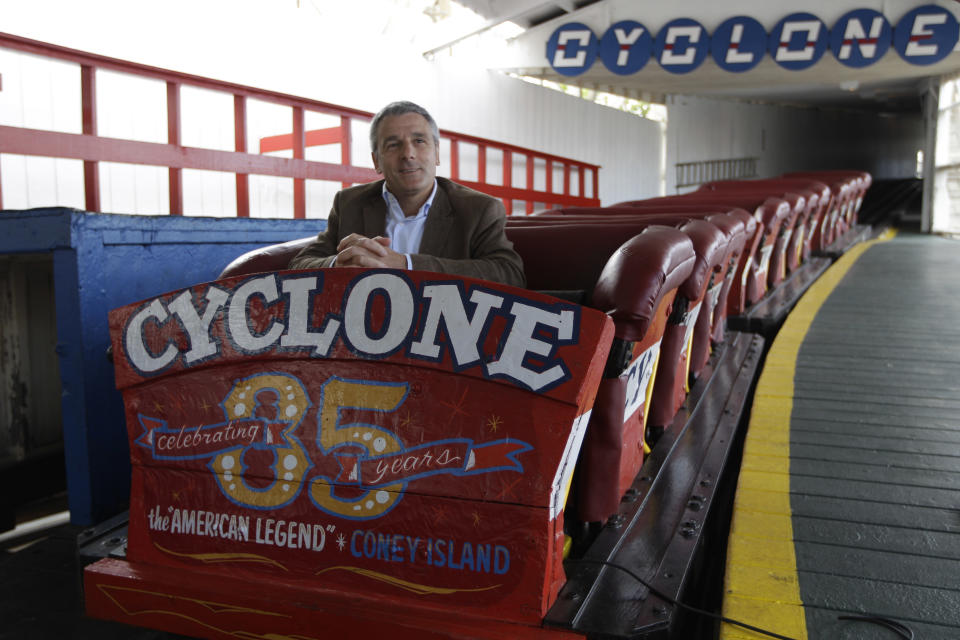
[80,64,100,212]
[502,149,512,214]
[340,115,351,189]
[478,145,487,184]
[166,81,183,215]
[293,106,305,219]
[234,95,250,217]
[525,154,534,214]
[449,138,459,181]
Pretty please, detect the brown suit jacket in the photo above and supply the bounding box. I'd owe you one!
[289,177,525,287]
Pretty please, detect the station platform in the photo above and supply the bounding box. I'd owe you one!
[722,231,960,640]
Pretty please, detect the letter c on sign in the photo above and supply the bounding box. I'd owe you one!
[547,22,598,76]
[125,298,178,374]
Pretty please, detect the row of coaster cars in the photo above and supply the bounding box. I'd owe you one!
[219,170,871,540]
[500,169,871,531]
[96,168,871,638]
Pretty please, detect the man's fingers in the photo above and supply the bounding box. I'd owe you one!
[372,236,392,248]
[335,244,388,268]
[336,233,366,252]
[337,234,388,257]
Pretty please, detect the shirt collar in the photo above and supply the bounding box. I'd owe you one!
[382,179,437,222]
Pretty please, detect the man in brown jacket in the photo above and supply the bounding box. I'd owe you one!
[289,101,525,288]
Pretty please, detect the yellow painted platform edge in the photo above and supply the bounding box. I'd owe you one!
[720,230,895,640]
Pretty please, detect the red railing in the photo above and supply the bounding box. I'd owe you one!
[0,32,600,217]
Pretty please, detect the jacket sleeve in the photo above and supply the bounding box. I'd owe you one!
[409,198,526,288]
[288,193,342,270]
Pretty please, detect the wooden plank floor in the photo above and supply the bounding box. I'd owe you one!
[722,232,960,640]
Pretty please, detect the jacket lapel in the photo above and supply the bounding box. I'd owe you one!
[419,183,454,255]
[361,181,388,238]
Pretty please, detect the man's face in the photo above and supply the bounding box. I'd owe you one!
[372,112,439,203]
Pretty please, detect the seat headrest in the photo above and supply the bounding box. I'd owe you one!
[219,236,315,279]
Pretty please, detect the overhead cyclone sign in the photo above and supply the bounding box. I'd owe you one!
[546,5,959,76]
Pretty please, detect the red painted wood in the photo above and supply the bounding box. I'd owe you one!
[259,126,342,154]
[0,32,372,119]
[339,115,352,189]
[441,130,598,172]
[80,64,100,213]
[166,82,183,216]
[503,150,513,214]
[478,144,487,183]
[233,95,249,218]
[97,269,614,633]
[546,159,553,198]
[292,106,305,219]
[526,155,535,214]
[0,125,381,184]
[449,139,459,181]
[455,180,598,208]
[86,557,584,639]
[0,31,601,214]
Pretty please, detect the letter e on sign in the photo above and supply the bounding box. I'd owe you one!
[769,12,829,70]
[894,4,959,65]
[831,9,892,68]
[654,18,709,74]
[547,23,598,76]
[599,20,652,74]
[711,16,766,72]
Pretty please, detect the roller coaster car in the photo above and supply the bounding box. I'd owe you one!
[84,223,763,639]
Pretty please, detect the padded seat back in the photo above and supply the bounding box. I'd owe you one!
[219,236,315,279]
[698,183,807,280]
[505,222,697,523]
[623,194,789,304]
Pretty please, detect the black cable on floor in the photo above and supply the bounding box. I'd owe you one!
[838,614,914,640]
[570,558,797,640]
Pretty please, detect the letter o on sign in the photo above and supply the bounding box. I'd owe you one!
[547,22,598,76]
[599,20,653,74]
[654,18,709,74]
[894,4,959,65]
[769,12,829,70]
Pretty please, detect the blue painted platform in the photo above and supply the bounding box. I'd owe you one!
[0,208,323,525]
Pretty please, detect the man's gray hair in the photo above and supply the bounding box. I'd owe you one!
[369,101,440,156]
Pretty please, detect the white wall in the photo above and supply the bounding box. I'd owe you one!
[0,0,663,215]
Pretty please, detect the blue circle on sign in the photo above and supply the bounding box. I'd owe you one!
[894,5,959,65]
[711,16,766,72]
[831,9,892,68]
[769,12,829,70]
[599,20,653,74]
[654,18,709,74]
[547,22,598,77]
